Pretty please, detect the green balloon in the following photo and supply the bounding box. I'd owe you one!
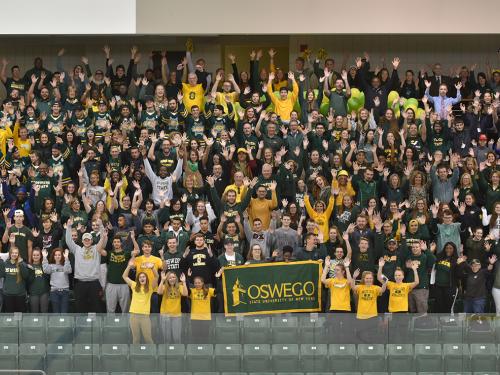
[405,98,419,109]
[350,88,362,99]
[347,97,361,113]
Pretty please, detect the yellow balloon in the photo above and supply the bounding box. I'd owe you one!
[350,88,362,99]
[387,91,399,107]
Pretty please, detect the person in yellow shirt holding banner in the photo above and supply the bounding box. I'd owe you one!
[345,257,387,343]
[157,271,188,343]
[189,269,222,343]
[267,71,298,122]
[122,259,159,344]
[377,257,420,313]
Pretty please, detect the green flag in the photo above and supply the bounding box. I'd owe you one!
[222,261,323,316]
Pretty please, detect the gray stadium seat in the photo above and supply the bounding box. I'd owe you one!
[357,344,386,373]
[470,344,497,372]
[362,373,388,375]
[443,344,470,373]
[159,343,185,371]
[21,315,47,343]
[299,344,328,372]
[243,317,271,344]
[186,344,214,372]
[328,344,356,372]
[46,343,73,374]
[221,372,246,375]
[74,316,102,344]
[389,372,417,375]
[387,344,414,373]
[73,344,100,373]
[215,344,242,372]
[215,316,241,344]
[100,344,129,373]
[335,373,361,375]
[47,315,75,344]
[139,373,165,375]
[304,372,333,375]
[411,315,439,343]
[271,344,299,372]
[466,317,495,343]
[299,316,327,344]
[0,315,19,343]
[272,316,299,343]
[19,343,46,373]
[56,373,82,375]
[129,344,157,372]
[0,343,18,369]
[440,316,464,343]
[111,373,136,375]
[102,315,130,344]
[415,344,442,373]
[243,344,271,372]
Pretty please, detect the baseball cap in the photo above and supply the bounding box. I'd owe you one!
[82,233,93,241]
[237,148,247,154]
[479,134,488,141]
[471,259,481,265]
[387,238,398,244]
[14,209,24,216]
[337,170,349,177]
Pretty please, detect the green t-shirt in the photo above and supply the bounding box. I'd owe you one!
[7,225,34,260]
[28,263,50,295]
[106,249,131,284]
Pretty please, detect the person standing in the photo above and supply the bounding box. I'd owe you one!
[0,247,29,312]
[65,217,107,313]
[122,259,159,344]
[42,248,72,313]
[157,271,188,343]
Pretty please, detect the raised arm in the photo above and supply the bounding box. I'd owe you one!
[64,218,79,254]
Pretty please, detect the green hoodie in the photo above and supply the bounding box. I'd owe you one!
[0,259,30,296]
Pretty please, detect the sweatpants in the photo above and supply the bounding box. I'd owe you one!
[106,283,131,313]
[74,279,102,313]
[29,293,49,313]
[161,315,182,343]
[492,287,500,314]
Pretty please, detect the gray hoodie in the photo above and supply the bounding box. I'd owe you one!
[42,259,72,290]
[65,227,101,281]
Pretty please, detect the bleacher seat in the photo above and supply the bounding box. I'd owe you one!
[56,372,82,375]
[304,372,333,375]
[243,317,271,344]
[102,315,130,344]
[335,372,361,375]
[446,372,472,375]
[271,344,299,372]
[440,316,464,343]
[100,344,129,373]
[111,373,136,375]
[21,315,47,343]
[299,316,327,344]
[159,343,185,371]
[74,315,102,344]
[0,343,18,369]
[186,344,214,372]
[73,344,100,373]
[139,373,165,375]
[48,315,75,344]
[129,344,157,372]
[470,344,497,372]
[472,373,500,375]
[83,372,109,375]
[300,344,328,372]
[362,372,388,375]
[215,344,242,372]
[46,343,73,374]
[412,315,439,343]
[18,343,46,373]
[215,316,241,344]
[243,344,271,372]
[328,344,356,372]
[0,315,19,343]
[467,318,495,343]
[443,344,470,373]
[389,372,417,375]
[357,344,386,373]
[415,344,443,373]
[221,372,247,375]
[248,372,274,375]
[272,316,299,343]
[387,344,414,373]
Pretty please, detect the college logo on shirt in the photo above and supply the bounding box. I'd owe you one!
[193,253,206,266]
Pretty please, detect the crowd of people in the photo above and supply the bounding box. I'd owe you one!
[0,44,499,343]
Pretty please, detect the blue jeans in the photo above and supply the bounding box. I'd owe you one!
[464,297,486,314]
[50,290,70,313]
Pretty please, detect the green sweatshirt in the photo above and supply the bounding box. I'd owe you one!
[0,260,30,296]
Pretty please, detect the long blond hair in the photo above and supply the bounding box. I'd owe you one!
[164,271,181,298]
